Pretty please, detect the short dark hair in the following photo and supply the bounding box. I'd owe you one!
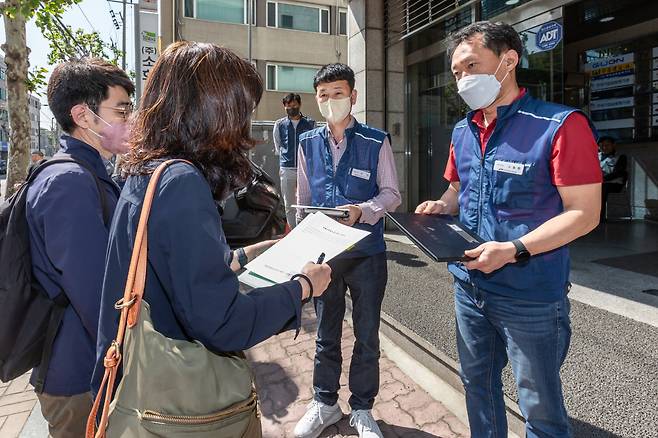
[598,135,616,144]
[313,63,355,90]
[447,21,523,64]
[47,58,134,133]
[282,93,301,105]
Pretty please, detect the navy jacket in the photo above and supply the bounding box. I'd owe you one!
[26,136,120,396]
[92,161,303,397]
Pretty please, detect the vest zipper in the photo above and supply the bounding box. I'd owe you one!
[139,391,257,426]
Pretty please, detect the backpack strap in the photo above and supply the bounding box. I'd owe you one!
[32,293,69,393]
[87,159,192,438]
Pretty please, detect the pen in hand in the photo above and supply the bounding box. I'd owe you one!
[316,252,325,264]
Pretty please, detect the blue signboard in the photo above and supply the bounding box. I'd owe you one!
[536,21,563,52]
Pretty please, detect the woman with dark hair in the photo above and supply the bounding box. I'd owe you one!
[91,41,331,427]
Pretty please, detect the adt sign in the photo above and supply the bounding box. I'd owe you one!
[536,21,562,52]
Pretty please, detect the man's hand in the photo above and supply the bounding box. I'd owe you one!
[336,204,362,226]
[463,241,517,274]
[415,200,448,215]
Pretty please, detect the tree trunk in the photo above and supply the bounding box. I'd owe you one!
[2,0,31,198]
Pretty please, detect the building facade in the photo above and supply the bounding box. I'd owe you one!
[349,0,658,220]
[158,0,349,123]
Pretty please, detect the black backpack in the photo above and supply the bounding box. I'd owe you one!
[220,161,287,249]
[0,157,110,392]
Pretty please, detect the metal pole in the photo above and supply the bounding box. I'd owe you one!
[122,0,127,70]
[247,0,252,63]
[134,1,141,103]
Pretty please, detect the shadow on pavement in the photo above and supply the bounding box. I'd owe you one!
[387,250,429,268]
[251,361,299,423]
[571,418,625,438]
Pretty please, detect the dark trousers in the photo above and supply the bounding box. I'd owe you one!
[312,252,388,410]
[601,182,624,220]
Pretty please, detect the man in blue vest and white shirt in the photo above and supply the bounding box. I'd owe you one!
[273,93,316,228]
[293,64,401,438]
[416,22,602,438]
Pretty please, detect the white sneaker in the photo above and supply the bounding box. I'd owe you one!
[349,410,383,438]
[293,400,343,438]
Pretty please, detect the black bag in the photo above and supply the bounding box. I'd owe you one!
[0,157,110,391]
[220,162,286,249]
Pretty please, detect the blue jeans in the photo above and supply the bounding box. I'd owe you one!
[313,253,387,410]
[454,280,572,438]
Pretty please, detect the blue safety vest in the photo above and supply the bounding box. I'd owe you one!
[278,115,315,168]
[299,120,388,258]
[449,93,597,302]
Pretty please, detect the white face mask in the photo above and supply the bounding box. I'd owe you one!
[318,96,352,124]
[456,54,510,110]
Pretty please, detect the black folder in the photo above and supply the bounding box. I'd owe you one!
[386,212,484,262]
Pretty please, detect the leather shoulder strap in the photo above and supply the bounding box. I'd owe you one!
[86,159,193,438]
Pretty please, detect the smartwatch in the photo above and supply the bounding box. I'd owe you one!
[512,239,531,263]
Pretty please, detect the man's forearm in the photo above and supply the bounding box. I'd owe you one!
[439,185,460,215]
[520,209,598,256]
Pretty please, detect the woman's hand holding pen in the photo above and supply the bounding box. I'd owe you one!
[297,252,331,301]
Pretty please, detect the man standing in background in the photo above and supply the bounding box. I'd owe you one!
[273,93,316,228]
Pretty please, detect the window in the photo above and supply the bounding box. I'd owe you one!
[0,88,5,101]
[266,63,318,93]
[0,68,5,80]
[338,8,347,36]
[266,1,329,34]
[184,0,248,24]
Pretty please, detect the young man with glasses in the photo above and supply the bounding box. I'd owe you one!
[25,58,133,437]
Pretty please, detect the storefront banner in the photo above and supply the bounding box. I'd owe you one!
[584,53,634,73]
[653,115,658,127]
[535,21,562,52]
[652,105,658,115]
[653,93,658,105]
[591,74,635,92]
[653,47,658,58]
[594,119,634,130]
[653,69,658,82]
[590,97,634,111]
[139,11,159,93]
[591,62,634,77]
[653,58,658,70]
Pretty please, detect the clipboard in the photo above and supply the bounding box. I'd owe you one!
[291,205,350,218]
[386,212,484,262]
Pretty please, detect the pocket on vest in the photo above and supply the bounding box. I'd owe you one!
[344,175,373,202]
[492,165,536,210]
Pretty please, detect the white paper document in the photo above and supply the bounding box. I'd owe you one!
[238,212,370,288]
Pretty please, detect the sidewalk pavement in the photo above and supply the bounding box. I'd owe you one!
[247,305,470,437]
[3,306,469,438]
[0,372,38,438]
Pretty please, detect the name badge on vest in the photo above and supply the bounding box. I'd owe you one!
[351,168,371,180]
[493,160,524,176]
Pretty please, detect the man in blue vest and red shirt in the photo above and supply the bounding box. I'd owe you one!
[293,64,401,438]
[273,93,316,228]
[416,22,602,438]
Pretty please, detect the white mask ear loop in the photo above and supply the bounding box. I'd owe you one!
[493,52,511,85]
